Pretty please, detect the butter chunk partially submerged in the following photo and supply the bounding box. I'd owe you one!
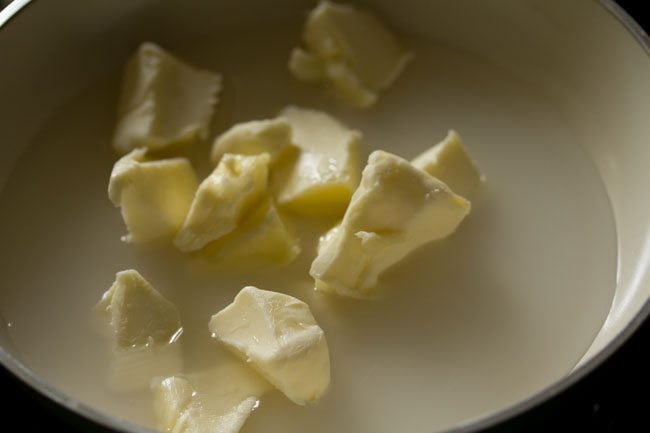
[274,106,361,216]
[96,270,181,348]
[152,361,271,433]
[95,270,183,390]
[202,198,301,266]
[108,148,198,243]
[210,118,295,166]
[310,151,471,298]
[209,286,330,405]
[289,1,412,108]
[174,153,270,253]
[412,130,482,198]
[113,43,222,154]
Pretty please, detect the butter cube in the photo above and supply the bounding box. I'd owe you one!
[209,286,330,405]
[289,1,412,108]
[274,106,361,216]
[174,153,270,253]
[96,270,181,348]
[412,130,482,198]
[210,118,295,166]
[152,361,271,433]
[113,42,222,154]
[95,270,183,390]
[287,48,326,82]
[108,149,199,243]
[202,198,301,266]
[310,151,471,297]
[152,376,193,432]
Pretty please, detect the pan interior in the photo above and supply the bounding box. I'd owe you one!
[0,19,617,433]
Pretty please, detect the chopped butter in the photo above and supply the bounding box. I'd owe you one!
[95,270,183,390]
[289,1,412,108]
[412,130,482,198]
[201,197,301,266]
[310,150,471,297]
[274,106,361,216]
[152,361,271,433]
[113,42,222,153]
[210,118,295,166]
[108,148,198,243]
[209,286,330,405]
[174,153,270,253]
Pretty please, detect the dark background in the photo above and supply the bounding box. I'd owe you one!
[1,1,649,432]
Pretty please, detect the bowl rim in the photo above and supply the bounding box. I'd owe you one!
[0,1,649,432]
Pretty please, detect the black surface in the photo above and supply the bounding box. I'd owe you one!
[1,1,649,433]
[617,0,649,31]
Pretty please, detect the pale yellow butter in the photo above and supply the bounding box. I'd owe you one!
[174,153,270,253]
[412,130,482,198]
[209,286,330,405]
[152,376,193,432]
[96,270,181,348]
[95,270,183,391]
[274,106,361,216]
[289,1,412,108]
[202,197,301,266]
[310,150,471,297]
[288,48,327,82]
[152,361,271,433]
[108,149,198,244]
[113,42,222,154]
[210,118,295,166]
